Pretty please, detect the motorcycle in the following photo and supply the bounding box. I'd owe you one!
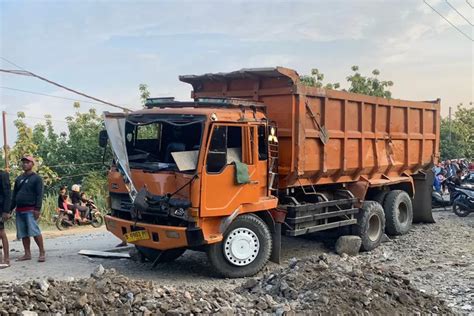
[54,199,104,230]
[452,186,474,217]
[431,190,451,209]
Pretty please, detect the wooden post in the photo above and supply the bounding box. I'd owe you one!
[2,111,9,172]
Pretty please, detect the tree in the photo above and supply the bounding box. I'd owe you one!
[440,103,474,160]
[300,65,393,98]
[347,66,394,98]
[10,112,57,184]
[139,84,150,106]
[300,68,340,89]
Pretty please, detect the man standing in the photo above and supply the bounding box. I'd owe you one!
[445,160,459,178]
[0,168,11,268]
[11,156,46,262]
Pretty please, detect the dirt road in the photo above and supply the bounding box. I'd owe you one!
[1,210,472,313]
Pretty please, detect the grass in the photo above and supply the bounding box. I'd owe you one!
[3,193,108,233]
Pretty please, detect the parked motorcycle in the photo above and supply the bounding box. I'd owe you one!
[431,190,451,209]
[452,186,474,217]
[54,199,104,230]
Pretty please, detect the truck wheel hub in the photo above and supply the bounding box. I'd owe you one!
[224,228,259,266]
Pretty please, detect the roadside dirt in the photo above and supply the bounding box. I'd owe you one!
[0,210,472,314]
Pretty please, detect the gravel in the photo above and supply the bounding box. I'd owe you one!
[0,256,452,315]
[358,210,474,314]
[0,209,471,314]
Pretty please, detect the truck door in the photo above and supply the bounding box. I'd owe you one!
[201,124,260,217]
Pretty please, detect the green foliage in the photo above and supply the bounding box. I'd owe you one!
[10,112,58,185]
[81,171,108,196]
[347,66,394,98]
[300,65,393,98]
[440,103,474,160]
[139,83,150,106]
[300,68,340,89]
[8,102,109,194]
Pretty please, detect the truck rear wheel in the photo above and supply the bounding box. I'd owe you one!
[355,201,385,251]
[135,245,186,263]
[207,214,272,278]
[383,190,413,235]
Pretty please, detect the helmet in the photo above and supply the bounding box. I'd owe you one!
[71,184,81,192]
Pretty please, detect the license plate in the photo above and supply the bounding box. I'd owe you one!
[124,230,150,242]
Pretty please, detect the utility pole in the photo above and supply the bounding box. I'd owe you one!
[2,111,9,171]
[448,106,452,142]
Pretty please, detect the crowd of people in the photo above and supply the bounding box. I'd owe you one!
[433,158,473,192]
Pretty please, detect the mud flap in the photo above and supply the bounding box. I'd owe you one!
[270,223,281,264]
[412,170,435,223]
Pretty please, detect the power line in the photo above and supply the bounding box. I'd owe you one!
[57,171,105,179]
[1,86,109,106]
[0,56,27,71]
[0,58,132,111]
[467,0,474,9]
[424,0,473,41]
[48,162,103,168]
[446,0,473,26]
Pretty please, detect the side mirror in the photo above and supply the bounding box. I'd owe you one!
[99,130,108,148]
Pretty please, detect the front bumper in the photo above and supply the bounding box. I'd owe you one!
[104,215,205,250]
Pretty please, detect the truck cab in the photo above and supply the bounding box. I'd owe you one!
[104,98,280,277]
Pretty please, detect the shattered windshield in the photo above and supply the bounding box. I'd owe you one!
[125,116,204,172]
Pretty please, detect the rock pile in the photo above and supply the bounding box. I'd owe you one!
[0,256,453,315]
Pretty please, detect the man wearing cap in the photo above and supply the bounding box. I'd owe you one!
[11,156,46,262]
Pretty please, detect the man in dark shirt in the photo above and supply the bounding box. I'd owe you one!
[11,156,46,262]
[0,169,11,268]
[453,169,463,186]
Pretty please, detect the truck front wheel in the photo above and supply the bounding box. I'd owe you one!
[207,214,272,278]
[355,201,386,251]
[383,190,413,235]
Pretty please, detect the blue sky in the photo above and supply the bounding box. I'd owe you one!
[0,0,472,144]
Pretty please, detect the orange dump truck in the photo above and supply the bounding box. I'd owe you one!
[101,67,440,277]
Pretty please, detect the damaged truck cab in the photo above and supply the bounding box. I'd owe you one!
[104,99,280,277]
[103,67,440,278]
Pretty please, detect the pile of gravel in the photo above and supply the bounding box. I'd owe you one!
[0,255,452,315]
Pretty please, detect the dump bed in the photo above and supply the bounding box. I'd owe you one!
[180,67,440,189]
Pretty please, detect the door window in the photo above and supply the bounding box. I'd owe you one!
[206,126,243,173]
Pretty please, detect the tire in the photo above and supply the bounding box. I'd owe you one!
[207,214,272,278]
[383,190,413,235]
[453,201,470,217]
[91,213,104,228]
[55,215,69,231]
[135,245,186,263]
[354,201,385,251]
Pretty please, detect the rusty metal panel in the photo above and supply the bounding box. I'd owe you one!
[180,67,441,189]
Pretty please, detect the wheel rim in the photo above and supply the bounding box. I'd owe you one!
[454,204,469,215]
[398,202,408,224]
[368,214,382,242]
[224,228,260,266]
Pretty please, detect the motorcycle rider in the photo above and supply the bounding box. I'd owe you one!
[70,185,89,222]
[57,186,75,221]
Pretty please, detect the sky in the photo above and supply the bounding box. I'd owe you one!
[0,0,473,145]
